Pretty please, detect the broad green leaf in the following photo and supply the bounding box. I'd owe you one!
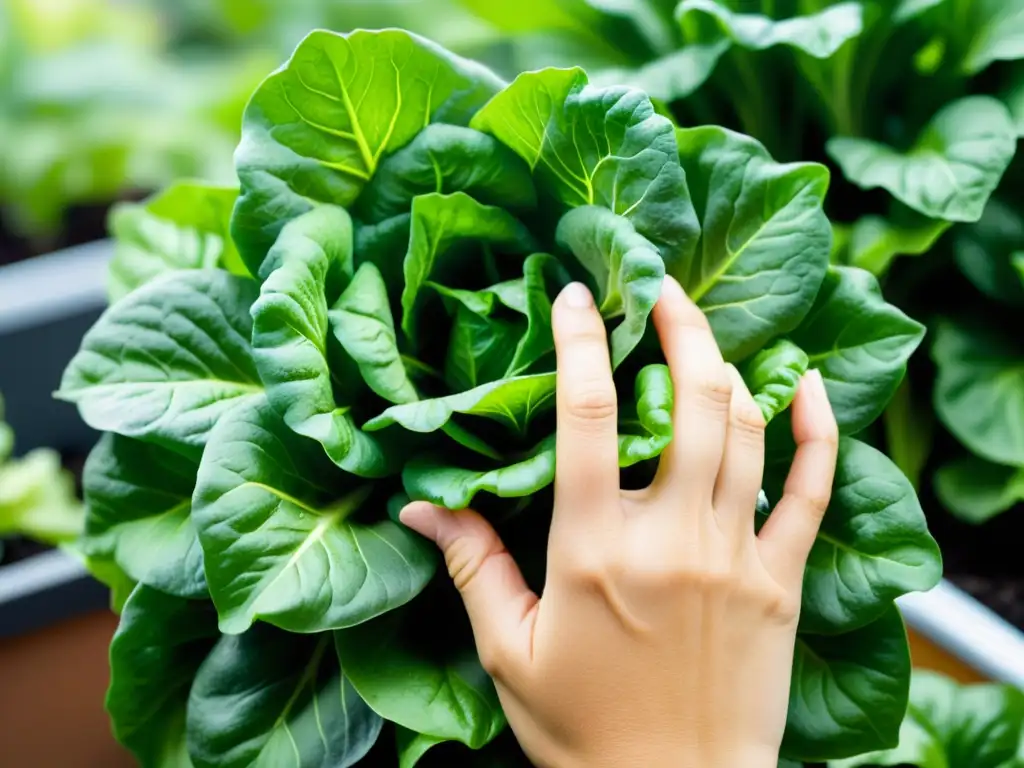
[675,126,831,361]
[353,123,537,224]
[232,28,503,272]
[328,261,417,405]
[403,435,555,509]
[400,192,535,340]
[832,671,1024,768]
[193,397,436,634]
[961,0,1024,76]
[107,182,243,302]
[251,206,395,478]
[678,0,865,59]
[589,41,730,103]
[365,373,556,437]
[107,586,218,768]
[789,267,925,435]
[827,97,1017,223]
[740,339,809,423]
[557,206,665,367]
[893,0,946,25]
[57,270,263,456]
[618,364,674,467]
[398,728,445,768]
[81,552,136,614]
[839,215,951,277]
[954,199,1024,306]
[0,448,82,545]
[935,456,1024,524]
[444,304,523,391]
[335,609,505,752]
[82,434,204,598]
[884,377,934,492]
[470,67,699,267]
[187,627,381,768]
[932,319,1024,467]
[1005,77,1024,137]
[505,252,570,375]
[783,605,910,760]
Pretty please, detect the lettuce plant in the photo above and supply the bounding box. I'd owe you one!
[449,0,1024,527]
[58,28,941,767]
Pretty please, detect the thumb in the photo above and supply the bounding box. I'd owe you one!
[400,501,538,678]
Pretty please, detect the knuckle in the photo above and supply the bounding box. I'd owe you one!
[760,584,800,623]
[801,491,832,519]
[692,373,733,409]
[444,535,501,592]
[731,402,767,435]
[565,385,617,422]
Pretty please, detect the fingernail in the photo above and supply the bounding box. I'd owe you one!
[805,368,826,399]
[660,274,682,299]
[561,281,593,309]
[399,502,445,541]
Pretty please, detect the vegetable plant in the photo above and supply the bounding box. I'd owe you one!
[448,0,1024,526]
[58,27,941,766]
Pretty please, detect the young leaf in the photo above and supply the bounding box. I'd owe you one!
[328,261,418,405]
[251,206,395,477]
[767,438,941,635]
[232,28,504,272]
[932,319,1024,467]
[618,364,674,467]
[82,434,205,598]
[831,671,1024,767]
[935,456,1024,524]
[403,435,556,510]
[108,182,244,301]
[675,126,831,361]
[444,304,523,391]
[590,42,731,104]
[57,270,263,456]
[365,373,556,437]
[193,398,436,634]
[335,611,506,754]
[954,198,1024,306]
[0,448,83,545]
[400,192,535,340]
[397,728,445,768]
[827,97,1017,223]
[788,267,925,435]
[107,586,219,768]
[505,252,570,375]
[470,67,699,267]
[187,626,381,768]
[353,124,537,224]
[838,215,951,277]
[740,340,809,423]
[677,0,865,59]
[783,605,910,760]
[961,0,1024,75]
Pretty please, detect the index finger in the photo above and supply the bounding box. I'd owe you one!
[553,282,620,517]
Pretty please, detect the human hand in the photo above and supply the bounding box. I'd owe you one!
[400,277,840,768]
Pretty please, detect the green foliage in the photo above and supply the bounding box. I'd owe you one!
[62,27,939,767]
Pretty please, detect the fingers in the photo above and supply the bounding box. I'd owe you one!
[650,276,731,503]
[712,365,766,533]
[552,282,620,518]
[400,502,538,680]
[757,370,839,588]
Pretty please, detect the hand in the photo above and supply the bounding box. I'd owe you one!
[400,277,839,768]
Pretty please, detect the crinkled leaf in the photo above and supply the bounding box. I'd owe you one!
[961,0,1024,76]
[740,339,808,423]
[789,267,925,435]
[328,261,418,404]
[767,437,941,635]
[251,206,395,477]
[57,270,263,456]
[187,627,381,768]
[107,182,244,302]
[783,605,910,760]
[678,0,865,59]
[470,67,699,267]
[954,199,1024,306]
[618,364,673,467]
[838,214,951,277]
[404,436,555,510]
[556,205,666,367]
[366,373,556,437]
[831,671,1024,768]
[935,456,1024,525]
[353,123,536,223]
[107,586,218,768]
[82,434,205,598]
[827,97,1016,223]
[932,319,1024,467]
[193,398,436,635]
[675,126,831,361]
[232,28,503,272]
[400,192,535,340]
[335,610,505,752]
